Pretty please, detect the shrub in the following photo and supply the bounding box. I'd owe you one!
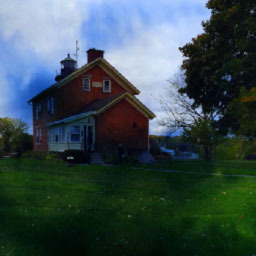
[104,154,119,164]
[12,133,33,153]
[22,151,62,161]
[22,150,48,160]
[0,149,4,159]
[123,154,137,164]
[149,136,161,155]
[213,138,256,160]
[61,150,90,164]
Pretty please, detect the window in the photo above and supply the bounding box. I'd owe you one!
[47,126,65,143]
[53,127,59,142]
[70,126,80,142]
[83,77,90,91]
[47,98,51,113]
[103,80,111,93]
[59,126,65,142]
[36,127,42,144]
[35,103,41,120]
[132,122,137,128]
[47,97,55,114]
[51,97,54,114]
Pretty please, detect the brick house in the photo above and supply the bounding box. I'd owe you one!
[28,49,155,154]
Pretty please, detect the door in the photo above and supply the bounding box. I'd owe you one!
[83,125,93,151]
[83,125,87,151]
[87,126,93,152]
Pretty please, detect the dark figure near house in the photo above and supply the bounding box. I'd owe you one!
[118,144,124,162]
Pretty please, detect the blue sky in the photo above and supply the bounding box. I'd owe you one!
[0,0,210,134]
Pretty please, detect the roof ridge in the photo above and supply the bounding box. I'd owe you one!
[28,57,140,103]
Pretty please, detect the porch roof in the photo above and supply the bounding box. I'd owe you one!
[47,92,155,127]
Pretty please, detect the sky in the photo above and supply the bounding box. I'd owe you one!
[0,0,211,135]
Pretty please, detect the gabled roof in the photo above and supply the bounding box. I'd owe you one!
[47,92,155,127]
[73,92,126,115]
[28,57,140,103]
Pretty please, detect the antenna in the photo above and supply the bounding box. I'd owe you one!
[74,40,79,68]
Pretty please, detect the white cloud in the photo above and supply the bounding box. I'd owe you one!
[0,65,14,116]
[0,0,89,67]
[106,13,208,134]
[0,0,210,135]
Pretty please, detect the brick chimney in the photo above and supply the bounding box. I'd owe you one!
[87,48,104,63]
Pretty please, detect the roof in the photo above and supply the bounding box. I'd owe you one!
[47,92,155,127]
[73,92,126,115]
[28,57,140,103]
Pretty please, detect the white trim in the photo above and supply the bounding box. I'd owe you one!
[47,111,96,127]
[36,126,42,145]
[103,79,111,93]
[69,125,81,143]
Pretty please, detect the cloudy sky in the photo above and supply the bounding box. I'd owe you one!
[0,0,210,134]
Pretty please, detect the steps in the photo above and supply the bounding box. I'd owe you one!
[90,152,105,165]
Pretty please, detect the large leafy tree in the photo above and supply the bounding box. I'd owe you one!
[229,87,256,138]
[179,0,256,133]
[0,117,28,152]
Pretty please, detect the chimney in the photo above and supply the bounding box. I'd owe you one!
[87,48,104,63]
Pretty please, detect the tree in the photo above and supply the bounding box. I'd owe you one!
[229,87,256,139]
[160,72,220,160]
[0,117,28,153]
[12,133,33,153]
[179,0,256,134]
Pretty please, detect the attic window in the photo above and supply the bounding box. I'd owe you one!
[103,80,111,93]
[83,77,90,91]
[132,122,137,128]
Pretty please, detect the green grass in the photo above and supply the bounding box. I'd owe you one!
[140,159,256,176]
[1,158,256,255]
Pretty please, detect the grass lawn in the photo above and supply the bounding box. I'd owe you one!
[1,158,256,255]
[141,159,256,176]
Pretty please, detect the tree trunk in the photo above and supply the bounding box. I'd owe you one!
[203,145,211,161]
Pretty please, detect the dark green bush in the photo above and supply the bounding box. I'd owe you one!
[22,151,62,161]
[123,154,137,164]
[12,133,33,153]
[104,154,119,164]
[149,136,161,155]
[0,149,4,159]
[61,150,90,164]
[213,138,256,160]
[22,150,48,160]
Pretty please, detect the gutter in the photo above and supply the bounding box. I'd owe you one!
[46,111,97,127]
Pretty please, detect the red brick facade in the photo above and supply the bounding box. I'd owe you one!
[31,49,153,152]
[95,99,149,154]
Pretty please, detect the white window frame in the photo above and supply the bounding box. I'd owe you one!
[47,97,55,114]
[69,125,81,143]
[103,79,111,93]
[47,98,51,113]
[35,103,41,120]
[36,127,42,144]
[83,77,90,92]
[59,126,65,143]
